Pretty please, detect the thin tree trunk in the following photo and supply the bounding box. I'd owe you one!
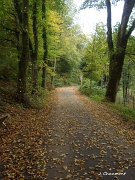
[32,0,38,92]
[17,0,29,102]
[42,0,48,89]
[12,0,22,66]
[42,66,47,88]
[123,72,126,105]
[51,58,57,87]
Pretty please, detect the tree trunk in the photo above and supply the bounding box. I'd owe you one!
[16,0,29,102]
[105,50,126,102]
[42,66,47,88]
[41,0,48,89]
[123,63,130,105]
[122,71,127,106]
[32,0,38,92]
[105,0,135,102]
[12,0,22,65]
[51,58,57,87]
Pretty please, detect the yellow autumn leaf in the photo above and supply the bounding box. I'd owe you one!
[65,174,72,179]
[63,166,68,170]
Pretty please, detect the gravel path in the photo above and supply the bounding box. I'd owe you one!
[0,86,135,180]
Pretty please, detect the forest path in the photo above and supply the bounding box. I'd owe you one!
[0,86,135,180]
[44,86,135,180]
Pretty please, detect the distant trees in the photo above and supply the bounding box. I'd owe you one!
[121,35,135,106]
[81,23,108,88]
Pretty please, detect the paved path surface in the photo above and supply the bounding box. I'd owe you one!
[44,87,135,180]
[0,86,135,180]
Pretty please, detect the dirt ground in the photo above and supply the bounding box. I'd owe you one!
[0,86,135,180]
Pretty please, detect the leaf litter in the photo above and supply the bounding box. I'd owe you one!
[0,86,135,180]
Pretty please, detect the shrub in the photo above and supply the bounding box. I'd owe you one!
[80,78,105,100]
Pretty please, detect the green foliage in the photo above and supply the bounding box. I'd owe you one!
[54,74,79,87]
[81,23,108,86]
[56,56,72,75]
[1,0,134,105]
[0,0,86,106]
[0,0,18,81]
[109,103,135,122]
[53,76,65,87]
[80,78,105,100]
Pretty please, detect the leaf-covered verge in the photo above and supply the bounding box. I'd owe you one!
[0,88,55,179]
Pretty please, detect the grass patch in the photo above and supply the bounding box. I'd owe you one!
[107,103,135,122]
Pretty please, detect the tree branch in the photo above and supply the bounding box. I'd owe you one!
[12,0,22,24]
[125,52,135,56]
[126,19,135,39]
[3,26,18,34]
[117,0,135,46]
[2,38,17,46]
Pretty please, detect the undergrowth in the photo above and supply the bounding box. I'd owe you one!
[25,87,50,109]
[0,80,50,109]
[108,103,135,123]
[79,79,105,101]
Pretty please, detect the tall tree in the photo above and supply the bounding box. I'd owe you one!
[81,0,135,102]
[105,0,135,102]
[16,0,29,102]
